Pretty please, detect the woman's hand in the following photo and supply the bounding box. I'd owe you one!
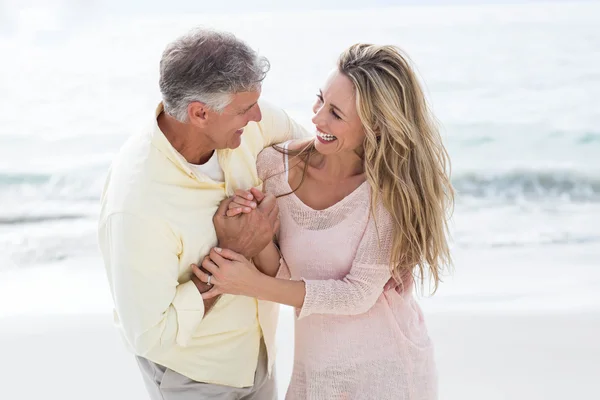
[225,189,258,217]
[191,247,263,299]
[383,268,414,293]
[225,188,280,237]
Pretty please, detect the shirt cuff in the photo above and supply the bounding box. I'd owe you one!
[171,280,205,347]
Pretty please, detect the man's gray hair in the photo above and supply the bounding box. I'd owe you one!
[159,28,270,122]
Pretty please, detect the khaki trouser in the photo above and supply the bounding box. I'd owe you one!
[135,339,276,400]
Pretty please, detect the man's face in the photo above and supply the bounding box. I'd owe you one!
[204,91,262,150]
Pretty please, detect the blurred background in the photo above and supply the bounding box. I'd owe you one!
[1,0,599,399]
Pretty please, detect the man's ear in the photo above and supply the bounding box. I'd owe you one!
[188,102,210,127]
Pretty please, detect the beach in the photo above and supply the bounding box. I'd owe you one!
[3,311,600,399]
[2,245,599,399]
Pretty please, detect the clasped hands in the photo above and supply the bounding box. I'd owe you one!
[191,188,277,299]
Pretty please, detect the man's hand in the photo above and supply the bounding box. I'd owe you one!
[191,270,220,313]
[225,188,278,232]
[213,188,279,258]
[249,188,280,237]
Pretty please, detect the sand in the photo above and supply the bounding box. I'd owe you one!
[1,308,599,399]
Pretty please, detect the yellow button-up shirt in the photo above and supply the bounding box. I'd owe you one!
[98,100,307,387]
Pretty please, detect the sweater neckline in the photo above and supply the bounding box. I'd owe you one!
[283,177,369,213]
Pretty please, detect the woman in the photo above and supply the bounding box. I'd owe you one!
[193,43,453,399]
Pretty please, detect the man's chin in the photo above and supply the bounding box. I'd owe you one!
[224,142,241,150]
[227,136,243,149]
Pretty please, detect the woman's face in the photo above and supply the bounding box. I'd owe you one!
[312,70,365,156]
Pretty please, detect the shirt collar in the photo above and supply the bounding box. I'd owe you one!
[150,103,230,188]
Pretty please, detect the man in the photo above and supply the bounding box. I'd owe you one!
[98,28,307,399]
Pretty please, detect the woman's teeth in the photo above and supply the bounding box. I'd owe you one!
[317,132,337,141]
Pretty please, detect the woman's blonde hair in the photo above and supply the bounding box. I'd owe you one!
[275,43,453,292]
[339,43,453,292]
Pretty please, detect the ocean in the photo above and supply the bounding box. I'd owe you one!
[0,1,599,313]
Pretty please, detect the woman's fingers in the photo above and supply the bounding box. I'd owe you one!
[231,190,257,209]
[383,277,395,291]
[234,189,254,201]
[191,263,208,280]
[226,207,244,217]
[228,197,256,210]
[228,200,253,211]
[201,256,220,275]
[211,247,245,263]
[191,263,218,285]
[226,194,255,216]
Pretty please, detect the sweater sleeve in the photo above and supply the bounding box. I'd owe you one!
[297,205,394,319]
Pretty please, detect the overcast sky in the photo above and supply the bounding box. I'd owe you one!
[0,0,595,40]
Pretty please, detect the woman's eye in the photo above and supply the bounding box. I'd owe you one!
[316,94,340,120]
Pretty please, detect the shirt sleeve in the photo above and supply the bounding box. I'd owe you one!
[297,205,394,319]
[98,212,205,359]
[257,99,310,147]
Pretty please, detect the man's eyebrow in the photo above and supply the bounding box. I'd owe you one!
[319,89,346,118]
[240,102,257,114]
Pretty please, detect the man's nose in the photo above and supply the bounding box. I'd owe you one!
[249,103,262,122]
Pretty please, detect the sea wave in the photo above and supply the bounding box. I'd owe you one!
[1,168,598,269]
[0,168,106,202]
[453,170,600,202]
[455,234,600,249]
[0,173,51,186]
[2,168,600,205]
[0,214,88,225]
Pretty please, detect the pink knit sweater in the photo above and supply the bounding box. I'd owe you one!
[257,145,438,400]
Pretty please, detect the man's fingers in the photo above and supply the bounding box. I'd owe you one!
[250,187,266,203]
[215,196,236,217]
[202,287,222,300]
